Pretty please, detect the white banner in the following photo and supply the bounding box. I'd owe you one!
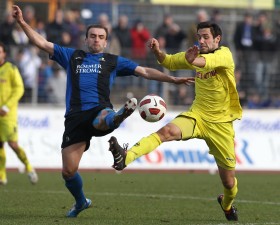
[4,107,280,171]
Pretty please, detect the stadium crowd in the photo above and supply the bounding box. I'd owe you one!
[1,4,280,108]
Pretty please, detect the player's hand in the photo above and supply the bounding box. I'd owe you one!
[185,46,199,63]
[12,5,24,23]
[148,38,160,53]
[174,77,195,86]
[0,108,7,117]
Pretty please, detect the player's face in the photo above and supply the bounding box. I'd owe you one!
[85,28,107,53]
[197,28,220,53]
[0,46,6,65]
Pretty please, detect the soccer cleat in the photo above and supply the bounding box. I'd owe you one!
[67,198,92,218]
[108,136,128,171]
[0,179,7,185]
[113,98,137,127]
[217,194,238,221]
[28,170,38,184]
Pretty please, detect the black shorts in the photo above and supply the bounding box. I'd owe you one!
[61,106,114,151]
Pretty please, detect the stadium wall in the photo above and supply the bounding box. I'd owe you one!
[4,107,280,172]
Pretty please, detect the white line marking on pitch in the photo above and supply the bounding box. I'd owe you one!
[2,189,280,206]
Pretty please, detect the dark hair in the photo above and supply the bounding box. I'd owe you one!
[197,21,222,40]
[0,42,6,53]
[85,24,108,40]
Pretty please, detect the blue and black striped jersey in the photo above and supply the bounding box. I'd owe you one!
[50,44,138,116]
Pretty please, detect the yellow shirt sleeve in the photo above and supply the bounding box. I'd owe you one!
[160,52,196,71]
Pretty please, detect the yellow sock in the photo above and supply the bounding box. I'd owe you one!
[125,133,162,165]
[15,146,33,172]
[222,177,238,211]
[0,147,7,180]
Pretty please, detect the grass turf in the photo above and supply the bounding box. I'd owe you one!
[0,171,279,225]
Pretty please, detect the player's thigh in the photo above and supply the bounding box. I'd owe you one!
[170,116,196,140]
[206,122,235,170]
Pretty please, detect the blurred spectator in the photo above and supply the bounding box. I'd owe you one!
[38,58,54,103]
[235,67,247,106]
[253,11,276,98]
[130,19,150,88]
[275,15,280,51]
[63,9,81,47]
[271,94,280,108]
[23,5,36,28]
[174,85,193,106]
[11,23,29,46]
[46,9,64,44]
[188,9,209,47]
[98,13,110,29]
[274,13,280,92]
[130,19,150,60]
[71,8,85,49]
[113,15,132,58]
[247,90,271,109]
[0,11,16,46]
[45,63,66,105]
[61,31,72,47]
[106,24,121,55]
[146,14,174,96]
[165,23,186,54]
[154,14,174,39]
[16,47,42,103]
[210,9,229,46]
[35,19,47,39]
[233,12,255,96]
[165,23,187,105]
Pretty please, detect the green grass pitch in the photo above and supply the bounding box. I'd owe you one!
[0,171,279,225]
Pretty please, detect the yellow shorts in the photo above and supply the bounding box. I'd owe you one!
[0,120,18,142]
[171,112,236,170]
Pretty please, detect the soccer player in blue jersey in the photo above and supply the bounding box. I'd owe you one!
[12,5,194,218]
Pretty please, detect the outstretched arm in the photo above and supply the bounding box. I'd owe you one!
[185,45,206,68]
[134,66,195,85]
[148,38,166,63]
[12,5,54,55]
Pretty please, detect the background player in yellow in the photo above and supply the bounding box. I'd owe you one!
[0,42,38,185]
[109,22,242,221]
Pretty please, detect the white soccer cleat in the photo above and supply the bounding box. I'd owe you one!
[28,170,38,184]
[113,98,137,127]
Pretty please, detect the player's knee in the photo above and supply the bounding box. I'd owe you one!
[222,178,235,189]
[8,142,19,151]
[93,108,112,131]
[62,167,77,179]
[158,124,181,141]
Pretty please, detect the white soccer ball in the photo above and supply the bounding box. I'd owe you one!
[138,94,167,122]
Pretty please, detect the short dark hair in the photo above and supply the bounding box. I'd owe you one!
[85,24,108,40]
[197,21,222,39]
[0,42,6,53]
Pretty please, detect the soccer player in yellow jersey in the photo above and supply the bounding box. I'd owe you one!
[0,42,38,185]
[109,22,242,221]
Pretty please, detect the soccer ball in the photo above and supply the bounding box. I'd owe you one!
[138,94,167,122]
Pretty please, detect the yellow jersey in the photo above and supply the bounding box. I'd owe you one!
[0,62,24,121]
[161,46,242,122]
